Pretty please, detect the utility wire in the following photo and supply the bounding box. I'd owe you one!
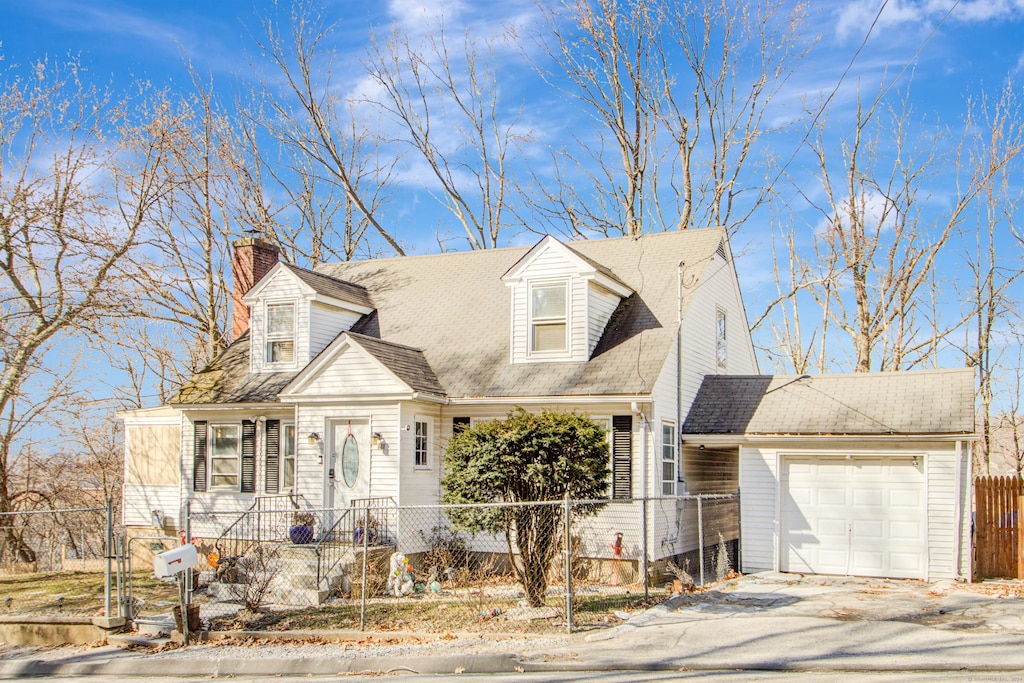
[763,0,963,202]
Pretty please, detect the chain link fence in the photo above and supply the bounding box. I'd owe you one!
[173,493,739,633]
[0,504,148,619]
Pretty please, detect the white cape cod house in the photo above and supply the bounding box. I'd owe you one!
[120,229,975,584]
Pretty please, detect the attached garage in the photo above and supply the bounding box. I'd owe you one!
[682,369,975,581]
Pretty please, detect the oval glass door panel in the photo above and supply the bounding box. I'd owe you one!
[341,433,359,488]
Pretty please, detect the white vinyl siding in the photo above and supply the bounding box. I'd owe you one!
[677,257,758,411]
[122,483,179,528]
[588,283,619,356]
[739,441,970,580]
[396,403,442,508]
[309,302,363,358]
[296,345,406,396]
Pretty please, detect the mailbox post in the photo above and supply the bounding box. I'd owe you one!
[154,544,198,645]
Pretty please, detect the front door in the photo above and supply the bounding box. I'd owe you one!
[325,418,370,512]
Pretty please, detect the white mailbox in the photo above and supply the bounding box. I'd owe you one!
[154,544,198,578]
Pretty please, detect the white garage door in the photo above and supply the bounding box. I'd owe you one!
[781,456,926,579]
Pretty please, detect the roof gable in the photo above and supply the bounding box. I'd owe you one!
[501,235,633,297]
[243,262,374,313]
[280,331,444,399]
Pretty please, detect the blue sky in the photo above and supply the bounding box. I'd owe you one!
[4,0,1022,252]
[3,0,1024,394]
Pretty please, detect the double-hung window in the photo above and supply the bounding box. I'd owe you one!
[266,301,295,364]
[716,308,727,371]
[662,422,677,496]
[282,423,296,490]
[210,424,240,489]
[530,282,568,354]
[414,419,430,468]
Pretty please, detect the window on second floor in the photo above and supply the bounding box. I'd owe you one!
[266,301,295,364]
[716,308,727,371]
[530,282,568,354]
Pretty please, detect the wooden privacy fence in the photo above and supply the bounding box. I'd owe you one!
[974,476,1023,580]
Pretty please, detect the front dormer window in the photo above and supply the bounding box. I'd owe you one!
[530,281,568,354]
[266,301,296,364]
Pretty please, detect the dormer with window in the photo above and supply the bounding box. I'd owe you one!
[243,263,374,373]
[502,236,633,364]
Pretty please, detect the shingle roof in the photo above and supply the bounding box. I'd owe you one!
[681,368,975,436]
[172,229,725,404]
[171,332,294,405]
[281,263,374,309]
[345,332,445,397]
[324,229,725,398]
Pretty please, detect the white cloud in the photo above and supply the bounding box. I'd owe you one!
[1014,50,1024,74]
[834,0,1024,43]
[386,0,465,34]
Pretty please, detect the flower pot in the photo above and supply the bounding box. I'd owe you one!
[289,525,314,544]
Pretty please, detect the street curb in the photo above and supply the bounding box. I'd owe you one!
[0,653,524,677]
[2,652,1023,677]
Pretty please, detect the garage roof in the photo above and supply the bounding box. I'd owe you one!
[682,368,975,436]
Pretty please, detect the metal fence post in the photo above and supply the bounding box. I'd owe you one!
[185,499,192,606]
[697,495,705,586]
[642,496,649,601]
[360,500,369,631]
[736,489,742,574]
[564,494,572,634]
[104,498,113,618]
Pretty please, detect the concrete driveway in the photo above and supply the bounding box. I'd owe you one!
[542,572,1024,672]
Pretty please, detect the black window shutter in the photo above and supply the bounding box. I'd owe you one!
[264,420,280,494]
[611,415,632,500]
[192,421,208,492]
[241,420,256,493]
[452,417,471,435]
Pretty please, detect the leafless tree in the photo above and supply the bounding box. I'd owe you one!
[956,85,1024,473]
[365,21,530,250]
[530,0,808,237]
[771,87,1022,374]
[250,0,405,257]
[0,58,174,557]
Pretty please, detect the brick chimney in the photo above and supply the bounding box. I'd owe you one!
[232,236,280,340]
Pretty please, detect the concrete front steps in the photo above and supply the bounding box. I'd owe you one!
[205,542,395,607]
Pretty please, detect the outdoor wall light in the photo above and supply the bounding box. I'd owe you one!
[371,432,385,448]
[308,432,322,446]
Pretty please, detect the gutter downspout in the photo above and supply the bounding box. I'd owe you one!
[677,261,685,493]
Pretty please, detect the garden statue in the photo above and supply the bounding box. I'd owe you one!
[387,552,414,597]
